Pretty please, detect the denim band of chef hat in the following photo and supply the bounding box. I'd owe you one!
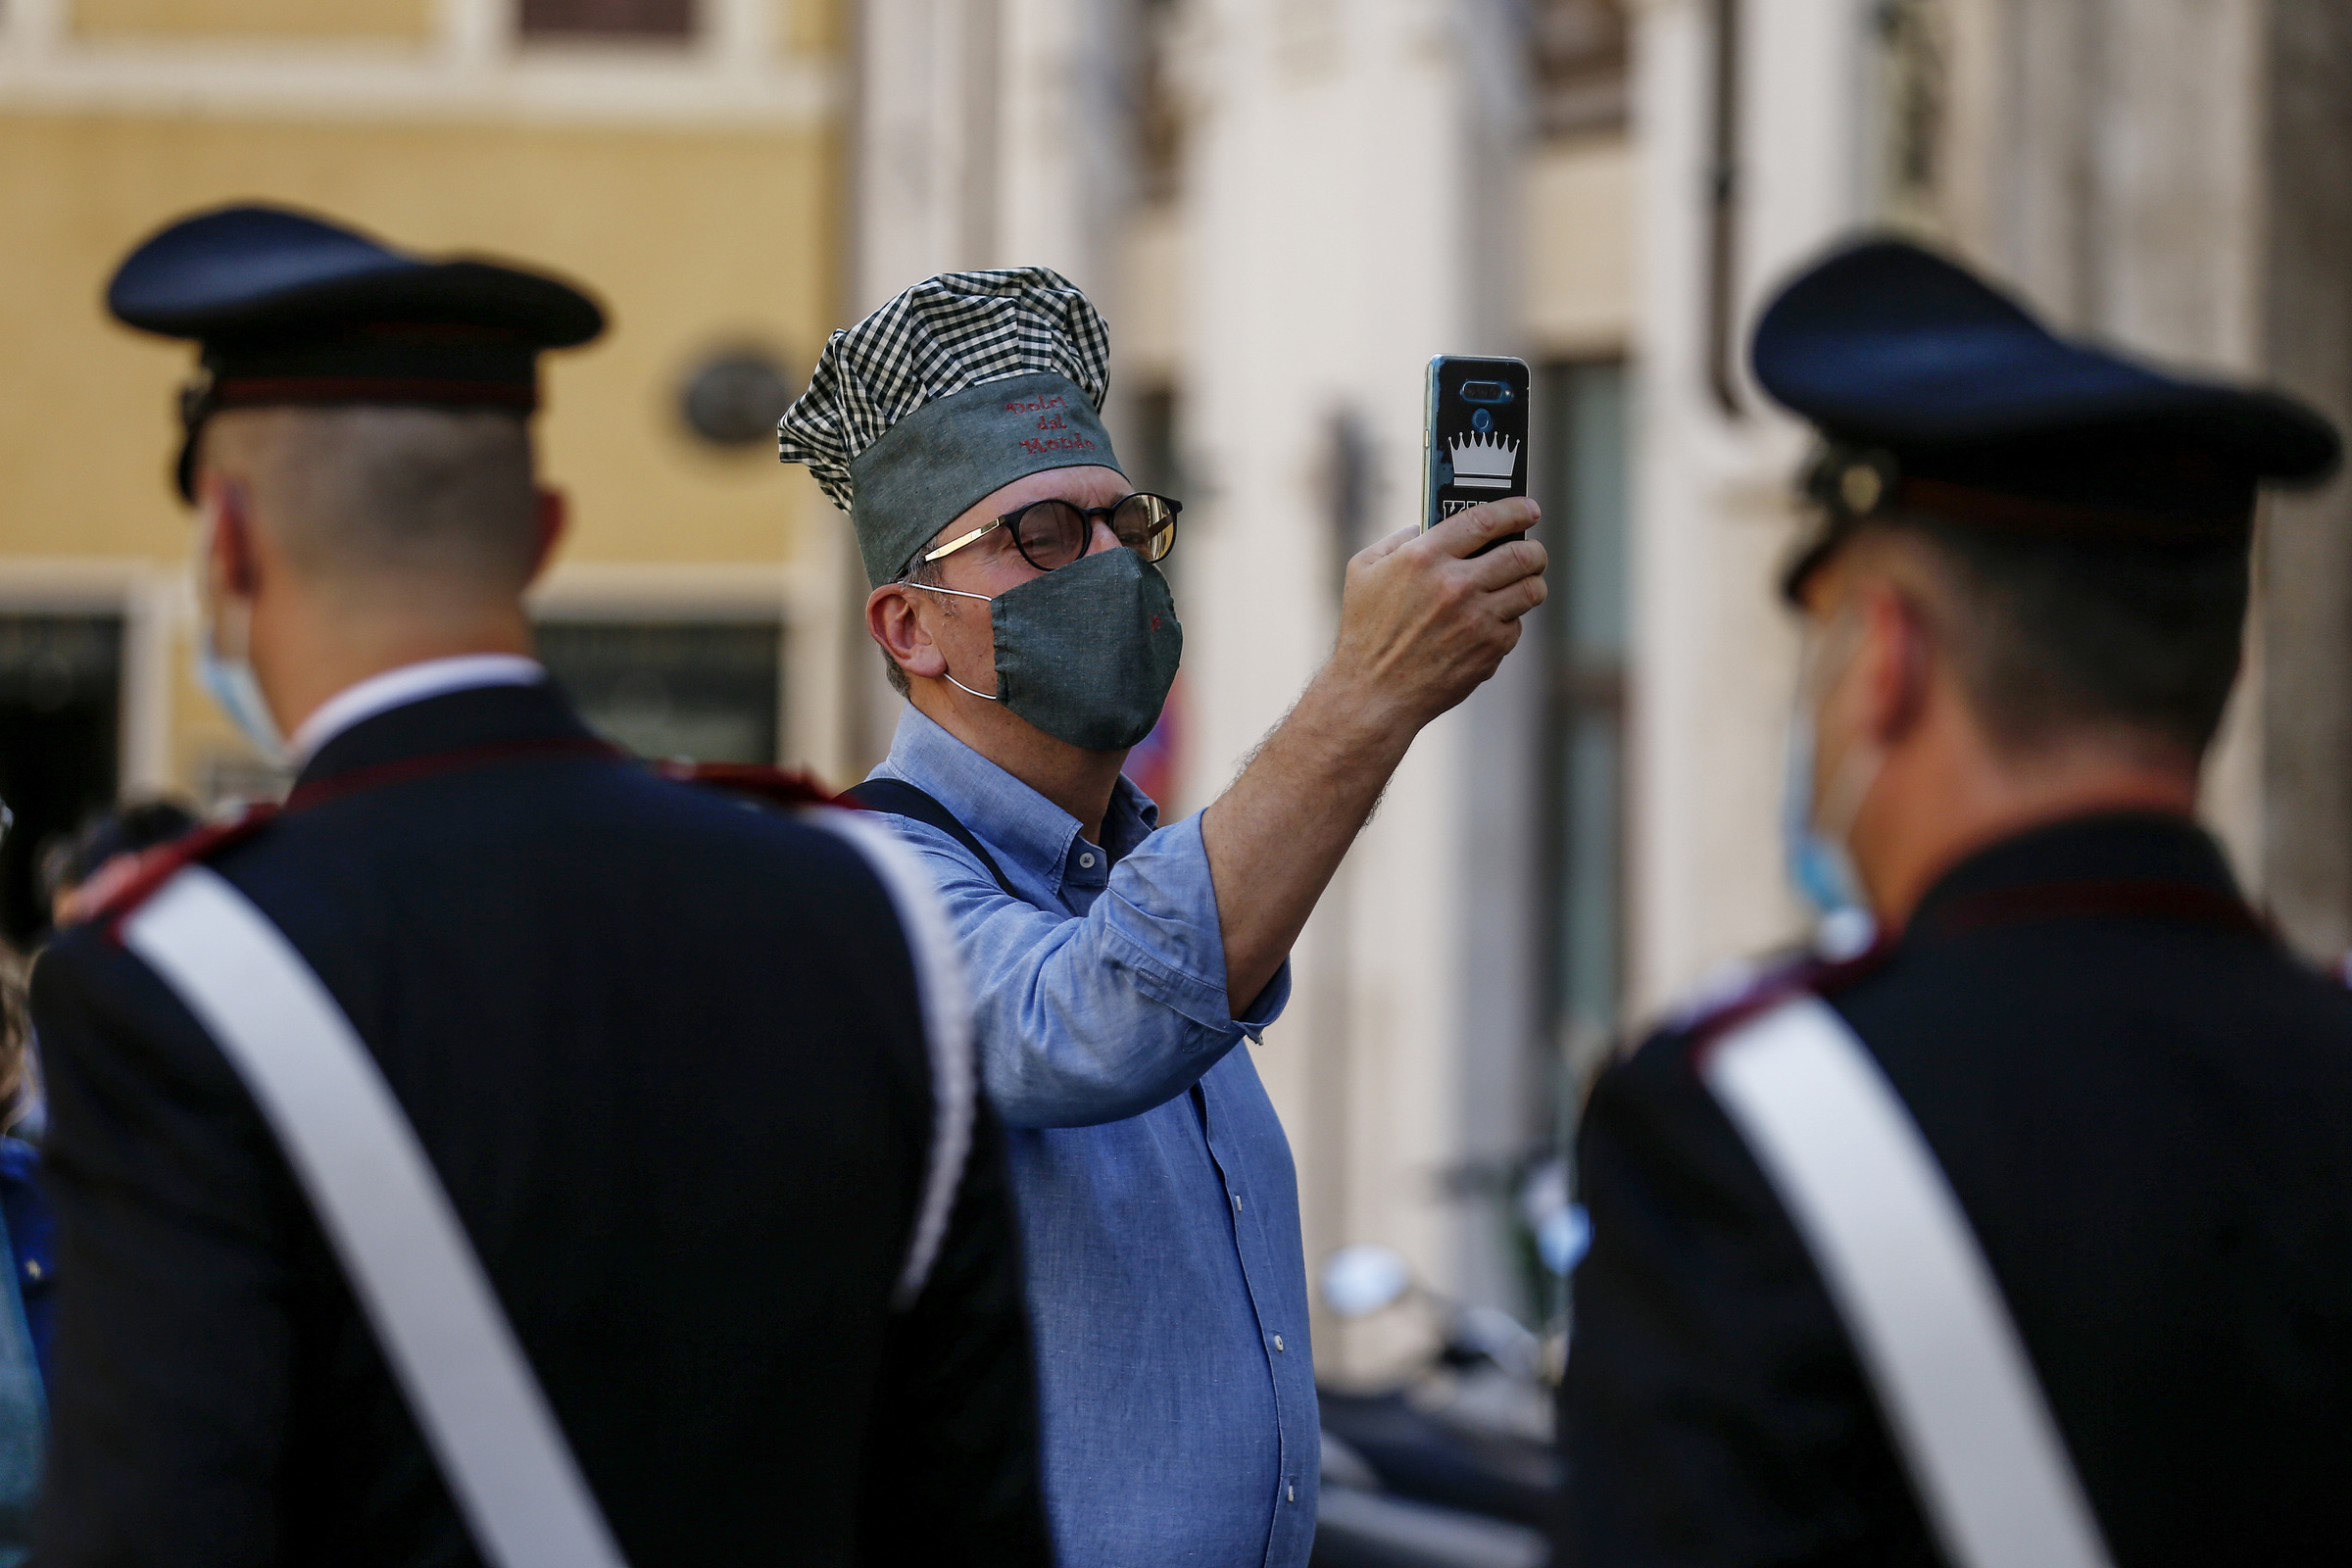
[777,267,1123,589]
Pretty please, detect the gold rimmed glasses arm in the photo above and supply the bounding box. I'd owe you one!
[922,517,1004,564]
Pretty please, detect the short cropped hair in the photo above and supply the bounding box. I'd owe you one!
[205,406,540,595]
[1890,514,2250,759]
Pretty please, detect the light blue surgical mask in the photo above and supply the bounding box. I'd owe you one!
[1782,619,1881,957]
[194,511,286,764]
[197,623,285,765]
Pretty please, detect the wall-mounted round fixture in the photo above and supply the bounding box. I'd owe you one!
[679,347,796,448]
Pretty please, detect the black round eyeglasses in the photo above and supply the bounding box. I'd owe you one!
[913,492,1181,576]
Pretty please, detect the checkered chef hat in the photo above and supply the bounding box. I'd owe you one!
[777,267,1122,588]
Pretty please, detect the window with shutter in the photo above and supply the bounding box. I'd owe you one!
[518,0,694,40]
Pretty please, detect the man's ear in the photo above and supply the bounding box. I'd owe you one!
[867,584,948,683]
[201,473,262,600]
[529,487,568,586]
[1856,580,1934,746]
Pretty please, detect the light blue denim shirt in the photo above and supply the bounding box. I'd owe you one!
[869,705,1317,1568]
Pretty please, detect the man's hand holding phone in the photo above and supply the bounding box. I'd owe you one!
[1199,494,1543,1015]
[1330,496,1546,734]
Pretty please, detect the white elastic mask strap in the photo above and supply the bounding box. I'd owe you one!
[1804,613,1887,847]
[193,501,287,762]
[197,500,247,661]
[902,581,1000,702]
[1817,734,1884,848]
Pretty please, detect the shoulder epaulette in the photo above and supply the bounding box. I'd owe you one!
[654,760,843,812]
[74,804,280,938]
[1672,939,1893,1052]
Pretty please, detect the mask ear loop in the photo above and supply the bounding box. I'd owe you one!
[1800,605,1889,895]
[901,580,1002,702]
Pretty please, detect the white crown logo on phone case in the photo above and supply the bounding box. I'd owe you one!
[1446,431,1520,489]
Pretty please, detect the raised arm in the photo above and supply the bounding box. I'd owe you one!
[1202,497,1545,1011]
[889,811,1276,1128]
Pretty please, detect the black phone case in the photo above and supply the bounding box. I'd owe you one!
[1422,355,1531,552]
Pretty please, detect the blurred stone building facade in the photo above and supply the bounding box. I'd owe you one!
[4,0,2347,1383]
[846,0,1638,1373]
[845,0,2352,1376]
[0,0,855,941]
[1632,0,2352,1011]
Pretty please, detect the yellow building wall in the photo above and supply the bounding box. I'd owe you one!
[787,0,845,53]
[0,112,841,789]
[72,0,434,39]
[70,0,831,54]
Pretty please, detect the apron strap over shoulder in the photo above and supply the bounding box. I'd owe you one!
[806,806,977,1308]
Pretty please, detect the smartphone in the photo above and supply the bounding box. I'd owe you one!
[1421,355,1531,552]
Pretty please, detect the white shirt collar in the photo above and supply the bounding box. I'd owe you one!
[290,654,547,766]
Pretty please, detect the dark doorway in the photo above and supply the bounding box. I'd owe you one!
[535,619,782,764]
[1534,362,1630,1102]
[519,0,694,39]
[0,616,123,948]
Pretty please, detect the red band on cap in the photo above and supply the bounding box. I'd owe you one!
[1895,475,2252,543]
[210,375,537,410]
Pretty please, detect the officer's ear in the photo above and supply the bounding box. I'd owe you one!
[528,487,567,586]
[1851,577,1936,748]
[199,473,262,600]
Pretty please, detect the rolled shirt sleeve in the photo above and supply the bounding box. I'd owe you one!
[883,808,1291,1128]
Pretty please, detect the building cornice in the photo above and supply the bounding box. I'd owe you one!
[0,0,838,128]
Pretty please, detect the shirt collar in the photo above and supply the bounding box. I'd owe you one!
[877,704,1160,888]
[289,654,546,766]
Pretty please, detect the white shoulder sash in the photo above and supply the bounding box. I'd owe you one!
[120,809,973,1568]
[124,865,628,1568]
[1702,994,2116,1568]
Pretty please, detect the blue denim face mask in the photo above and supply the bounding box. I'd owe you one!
[915,546,1182,752]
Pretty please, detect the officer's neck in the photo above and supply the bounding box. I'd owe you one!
[251,585,537,748]
[909,679,1126,846]
[1850,697,2201,932]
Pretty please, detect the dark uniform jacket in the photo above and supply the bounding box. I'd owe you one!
[28,681,1050,1568]
[1559,812,2352,1566]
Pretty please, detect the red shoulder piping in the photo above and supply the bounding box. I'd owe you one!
[653,760,844,811]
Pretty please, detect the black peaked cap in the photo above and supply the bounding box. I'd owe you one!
[109,204,604,348]
[108,205,605,499]
[1751,238,2337,480]
[1752,238,2340,598]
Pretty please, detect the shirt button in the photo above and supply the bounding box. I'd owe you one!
[1078,851,1096,868]
[21,1260,39,1283]
[1287,1484,1297,1503]
[1272,1334,1285,1351]
[1232,1193,1243,1210]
